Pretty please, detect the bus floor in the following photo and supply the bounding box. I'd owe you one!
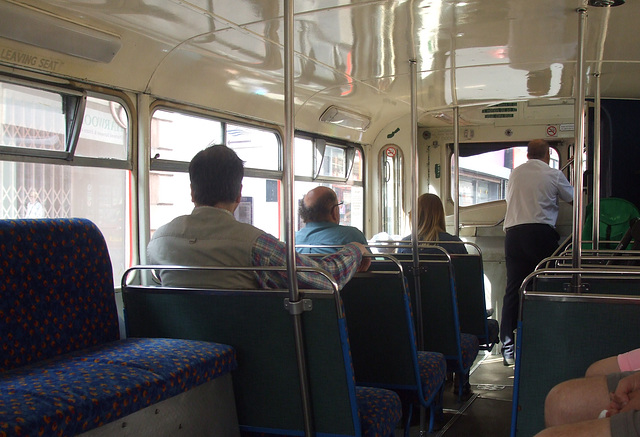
[398,351,515,437]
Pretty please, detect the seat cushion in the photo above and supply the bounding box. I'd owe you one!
[460,333,480,369]
[417,351,446,402]
[0,338,237,436]
[356,386,402,437]
[241,386,402,437]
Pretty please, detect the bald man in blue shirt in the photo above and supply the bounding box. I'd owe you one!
[296,186,368,254]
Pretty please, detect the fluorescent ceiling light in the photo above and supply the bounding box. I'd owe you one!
[320,106,371,131]
[0,2,121,63]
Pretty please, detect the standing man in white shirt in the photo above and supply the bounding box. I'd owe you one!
[500,139,574,366]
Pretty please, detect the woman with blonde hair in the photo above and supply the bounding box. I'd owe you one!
[398,193,467,254]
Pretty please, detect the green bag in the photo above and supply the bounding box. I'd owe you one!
[583,198,640,249]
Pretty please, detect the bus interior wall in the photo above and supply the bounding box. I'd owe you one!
[587,100,640,210]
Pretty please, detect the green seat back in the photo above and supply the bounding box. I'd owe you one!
[450,254,490,341]
[532,274,640,295]
[123,284,359,436]
[371,255,464,362]
[340,271,420,389]
[514,292,640,437]
[411,260,462,360]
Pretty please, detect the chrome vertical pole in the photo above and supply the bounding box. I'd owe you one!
[283,1,314,435]
[592,74,602,250]
[453,107,460,235]
[572,7,587,278]
[450,3,460,236]
[410,59,424,351]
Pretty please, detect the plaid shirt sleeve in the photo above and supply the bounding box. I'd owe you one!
[251,233,363,290]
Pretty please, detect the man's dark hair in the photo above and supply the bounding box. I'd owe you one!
[298,188,337,223]
[189,145,244,207]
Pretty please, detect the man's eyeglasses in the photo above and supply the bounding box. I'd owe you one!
[333,201,344,209]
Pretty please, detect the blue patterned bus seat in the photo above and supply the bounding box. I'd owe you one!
[0,219,237,436]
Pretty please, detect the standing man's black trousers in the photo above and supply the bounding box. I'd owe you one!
[500,223,560,359]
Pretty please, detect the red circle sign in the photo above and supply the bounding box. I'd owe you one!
[546,125,558,137]
[386,147,397,157]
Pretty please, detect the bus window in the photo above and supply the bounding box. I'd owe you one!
[76,98,129,159]
[0,81,132,283]
[1,85,65,152]
[227,123,280,171]
[150,109,282,238]
[151,110,223,162]
[453,146,559,206]
[294,137,364,233]
[317,144,346,178]
[380,145,403,236]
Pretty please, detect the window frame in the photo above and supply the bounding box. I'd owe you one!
[148,105,283,182]
[379,144,404,237]
[293,131,366,233]
[0,75,133,170]
[448,140,565,207]
[294,131,364,184]
[0,75,135,284]
[147,104,285,238]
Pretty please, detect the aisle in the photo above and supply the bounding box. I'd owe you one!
[399,352,515,437]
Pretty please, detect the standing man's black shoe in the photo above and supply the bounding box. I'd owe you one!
[503,355,515,366]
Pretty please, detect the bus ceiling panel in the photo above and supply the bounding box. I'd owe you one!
[23,0,231,44]
[0,1,207,92]
[2,0,640,127]
[294,83,418,143]
[585,1,640,62]
[450,63,576,104]
[0,32,171,95]
[147,41,410,143]
[145,45,320,125]
[585,63,640,100]
[418,100,576,130]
